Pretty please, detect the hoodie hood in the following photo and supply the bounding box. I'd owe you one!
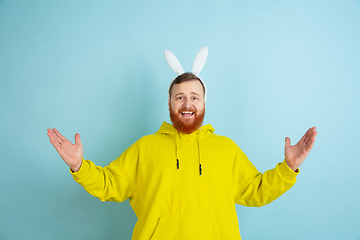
[156,122,215,176]
[156,121,215,136]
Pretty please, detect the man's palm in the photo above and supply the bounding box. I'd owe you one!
[47,128,83,172]
[285,127,317,171]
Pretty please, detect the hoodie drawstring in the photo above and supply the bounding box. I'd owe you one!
[176,133,180,170]
[197,130,202,176]
[175,129,203,176]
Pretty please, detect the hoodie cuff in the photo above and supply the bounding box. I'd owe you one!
[70,158,90,182]
[277,159,299,182]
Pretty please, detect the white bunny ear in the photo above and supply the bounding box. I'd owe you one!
[192,46,208,75]
[164,50,185,75]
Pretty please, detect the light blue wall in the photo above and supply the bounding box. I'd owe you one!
[1,0,359,239]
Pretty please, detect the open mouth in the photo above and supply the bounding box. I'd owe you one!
[181,111,195,118]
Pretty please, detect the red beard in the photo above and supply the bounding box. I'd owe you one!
[170,107,205,134]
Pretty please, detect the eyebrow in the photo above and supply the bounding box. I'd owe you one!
[174,92,201,97]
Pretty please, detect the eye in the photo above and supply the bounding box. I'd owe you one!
[192,97,198,100]
[176,96,183,100]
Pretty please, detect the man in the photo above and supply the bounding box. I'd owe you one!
[47,49,317,240]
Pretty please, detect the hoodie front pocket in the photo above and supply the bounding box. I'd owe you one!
[150,214,221,240]
[150,216,165,240]
[181,214,221,240]
[150,215,179,240]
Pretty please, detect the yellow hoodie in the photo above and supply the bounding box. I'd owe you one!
[72,122,298,240]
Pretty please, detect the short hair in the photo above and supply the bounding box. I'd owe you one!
[168,72,206,100]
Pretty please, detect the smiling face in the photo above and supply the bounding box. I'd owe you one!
[169,79,205,134]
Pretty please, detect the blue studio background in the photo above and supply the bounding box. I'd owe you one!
[1,0,360,239]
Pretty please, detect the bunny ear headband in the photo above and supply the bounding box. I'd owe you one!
[164,46,208,101]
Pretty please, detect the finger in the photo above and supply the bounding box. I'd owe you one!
[53,128,66,141]
[301,127,313,143]
[305,138,315,152]
[304,128,317,145]
[303,130,317,153]
[49,138,63,154]
[306,131,317,151]
[47,129,63,144]
[285,137,291,148]
[75,133,82,146]
[301,127,317,148]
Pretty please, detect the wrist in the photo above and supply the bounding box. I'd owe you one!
[285,159,298,172]
[70,159,83,172]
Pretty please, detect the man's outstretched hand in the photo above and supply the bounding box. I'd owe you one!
[285,127,317,171]
[47,128,83,172]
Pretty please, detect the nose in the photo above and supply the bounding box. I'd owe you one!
[184,98,191,109]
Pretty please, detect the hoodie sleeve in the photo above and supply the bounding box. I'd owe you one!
[71,142,139,203]
[233,147,298,207]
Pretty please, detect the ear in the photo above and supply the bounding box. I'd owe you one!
[168,99,171,110]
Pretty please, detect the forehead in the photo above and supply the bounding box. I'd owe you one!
[171,80,204,97]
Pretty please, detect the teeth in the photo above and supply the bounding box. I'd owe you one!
[182,111,193,114]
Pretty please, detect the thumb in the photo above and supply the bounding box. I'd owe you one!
[285,137,291,148]
[75,133,82,145]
